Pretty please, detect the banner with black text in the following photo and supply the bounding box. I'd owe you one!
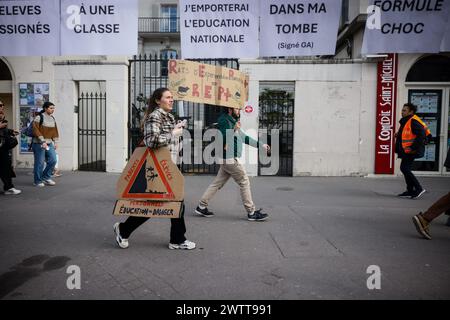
[180,0,259,59]
[0,0,138,56]
[60,0,137,55]
[0,0,60,56]
[259,0,342,57]
[362,0,450,54]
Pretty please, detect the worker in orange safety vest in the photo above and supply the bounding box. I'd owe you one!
[395,103,431,199]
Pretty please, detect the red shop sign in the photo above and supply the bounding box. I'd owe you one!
[375,53,398,174]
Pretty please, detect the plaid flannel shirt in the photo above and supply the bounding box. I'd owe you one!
[143,107,179,163]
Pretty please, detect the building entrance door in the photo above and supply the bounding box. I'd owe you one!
[408,88,449,174]
[258,83,294,176]
[405,54,450,175]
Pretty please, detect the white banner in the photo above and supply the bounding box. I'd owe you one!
[60,0,137,55]
[362,0,450,54]
[441,17,450,52]
[0,0,60,56]
[0,0,137,56]
[259,0,342,57]
[180,0,259,59]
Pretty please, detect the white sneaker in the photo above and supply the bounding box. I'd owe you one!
[411,189,426,199]
[113,222,129,249]
[44,179,56,186]
[168,240,196,250]
[4,188,22,195]
[34,182,45,187]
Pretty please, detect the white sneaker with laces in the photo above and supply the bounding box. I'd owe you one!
[411,189,426,199]
[44,179,56,186]
[168,240,196,250]
[34,182,45,187]
[113,222,129,249]
[4,188,22,195]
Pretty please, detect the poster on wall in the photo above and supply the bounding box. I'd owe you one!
[422,118,438,137]
[410,92,439,114]
[19,83,49,153]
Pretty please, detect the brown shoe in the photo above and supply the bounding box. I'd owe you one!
[412,213,432,240]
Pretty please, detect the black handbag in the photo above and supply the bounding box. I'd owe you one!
[0,134,18,150]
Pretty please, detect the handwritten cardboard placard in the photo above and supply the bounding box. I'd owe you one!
[113,200,182,218]
[168,59,249,109]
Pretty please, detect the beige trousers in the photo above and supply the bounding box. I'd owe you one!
[199,158,255,213]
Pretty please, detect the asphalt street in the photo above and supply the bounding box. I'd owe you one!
[0,169,449,300]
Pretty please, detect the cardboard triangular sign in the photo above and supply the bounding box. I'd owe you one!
[117,147,184,201]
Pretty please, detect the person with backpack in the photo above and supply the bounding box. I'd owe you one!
[0,101,21,195]
[194,107,271,221]
[32,101,59,187]
[412,147,450,240]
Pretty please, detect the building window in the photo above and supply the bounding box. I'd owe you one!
[406,55,450,82]
[160,49,177,76]
[160,4,178,32]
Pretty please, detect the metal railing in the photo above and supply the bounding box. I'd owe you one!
[258,92,294,176]
[138,17,180,33]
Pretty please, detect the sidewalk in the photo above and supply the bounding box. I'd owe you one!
[0,169,449,300]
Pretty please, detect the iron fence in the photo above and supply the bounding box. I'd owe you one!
[258,90,294,176]
[78,92,106,172]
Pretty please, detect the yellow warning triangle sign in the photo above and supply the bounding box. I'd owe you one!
[116,147,184,201]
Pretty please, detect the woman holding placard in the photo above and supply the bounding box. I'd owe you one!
[113,88,196,250]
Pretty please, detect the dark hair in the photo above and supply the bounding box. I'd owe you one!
[223,107,234,114]
[403,103,417,113]
[144,88,170,119]
[40,101,55,113]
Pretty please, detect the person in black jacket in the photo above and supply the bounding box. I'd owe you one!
[395,103,426,199]
[0,102,21,195]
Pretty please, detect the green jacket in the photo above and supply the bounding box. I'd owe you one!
[218,113,261,159]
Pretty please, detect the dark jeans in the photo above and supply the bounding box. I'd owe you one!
[400,156,423,193]
[0,148,14,191]
[119,202,186,244]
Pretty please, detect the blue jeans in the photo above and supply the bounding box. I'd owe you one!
[32,142,57,184]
